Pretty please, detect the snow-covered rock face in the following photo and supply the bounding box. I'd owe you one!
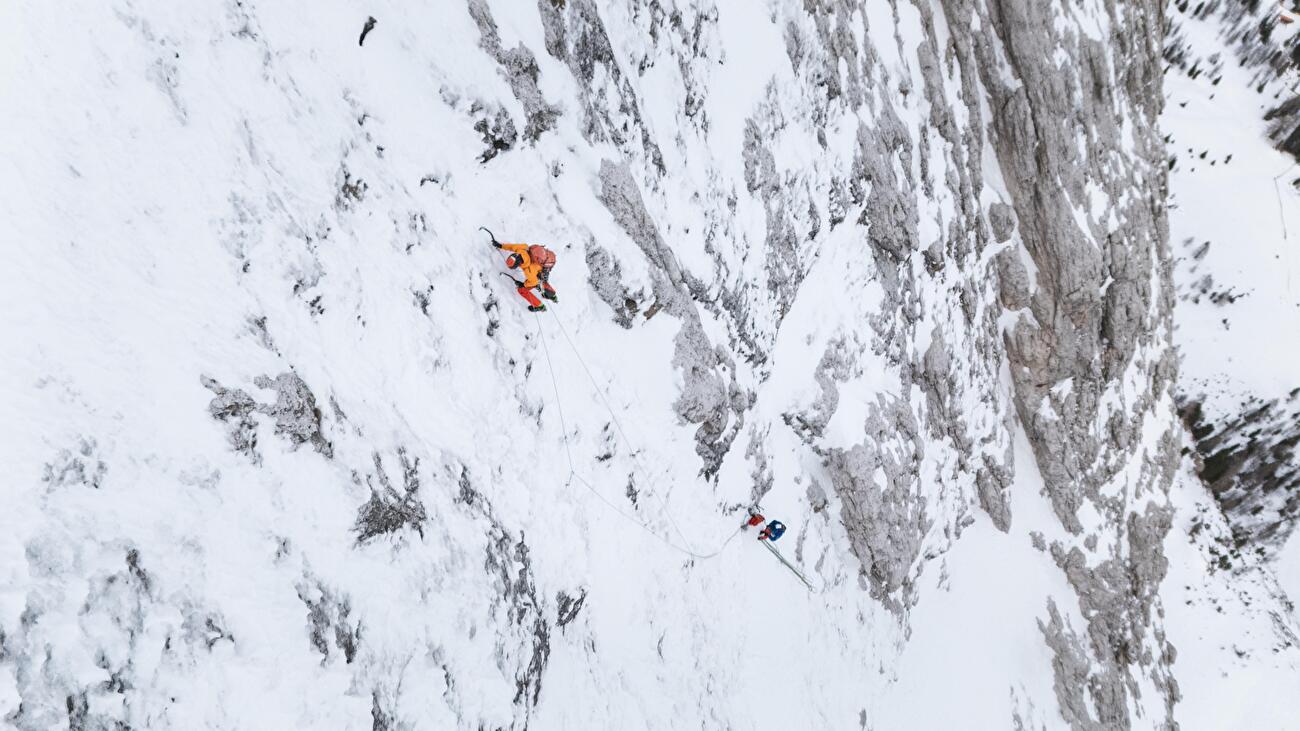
[4,1,1300,729]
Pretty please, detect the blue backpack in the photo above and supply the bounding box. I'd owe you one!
[765,521,787,541]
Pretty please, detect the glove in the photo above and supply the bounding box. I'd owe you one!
[492,241,502,249]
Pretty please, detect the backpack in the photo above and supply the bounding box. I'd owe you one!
[528,244,557,270]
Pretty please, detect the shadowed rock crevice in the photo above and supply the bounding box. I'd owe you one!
[485,527,550,720]
[456,470,553,726]
[1181,393,1300,557]
[354,449,428,545]
[297,581,361,664]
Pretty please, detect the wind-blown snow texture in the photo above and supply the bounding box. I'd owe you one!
[2,0,1299,729]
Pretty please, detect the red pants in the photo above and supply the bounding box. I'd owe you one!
[517,283,555,307]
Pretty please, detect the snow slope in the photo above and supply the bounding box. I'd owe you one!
[1165,1,1300,591]
[1165,5,1300,418]
[2,0,1298,729]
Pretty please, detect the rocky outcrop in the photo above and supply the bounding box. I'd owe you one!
[584,243,642,329]
[297,580,361,664]
[598,159,748,477]
[537,0,666,172]
[202,375,262,462]
[944,0,1169,534]
[202,372,332,460]
[935,2,1181,726]
[1045,500,1178,730]
[824,401,928,608]
[354,450,428,544]
[467,0,559,142]
[254,373,332,457]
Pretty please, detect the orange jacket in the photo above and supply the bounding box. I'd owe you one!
[502,243,544,288]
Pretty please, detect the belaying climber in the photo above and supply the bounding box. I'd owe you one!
[745,513,787,542]
[759,520,786,542]
[484,229,559,312]
[746,511,811,588]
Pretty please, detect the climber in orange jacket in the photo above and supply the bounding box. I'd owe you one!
[484,228,559,312]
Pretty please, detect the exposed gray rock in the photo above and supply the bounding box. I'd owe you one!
[537,0,665,172]
[745,426,775,506]
[824,400,927,608]
[976,455,1013,533]
[670,329,748,478]
[855,117,920,263]
[371,689,397,731]
[598,159,746,476]
[467,0,559,142]
[201,375,261,463]
[742,116,811,321]
[944,0,1167,540]
[202,373,331,460]
[597,160,687,292]
[919,4,1184,727]
[989,202,1017,243]
[744,0,1021,611]
[296,580,360,664]
[584,242,641,328]
[783,338,852,443]
[742,119,777,194]
[1039,599,1116,731]
[996,249,1032,310]
[254,372,333,458]
[1031,532,1047,552]
[448,473,553,725]
[354,450,427,544]
[1045,500,1177,731]
[555,589,586,629]
[918,328,955,433]
[484,525,549,721]
[472,104,518,163]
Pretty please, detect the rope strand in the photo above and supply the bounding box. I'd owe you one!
[532,311,740,561]
[535,315,574,470]
[548,309,698,551]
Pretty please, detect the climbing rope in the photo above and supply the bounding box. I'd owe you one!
[548,308,698,551]
[535,314,574,471]
[532,312,742,561]
[1273,163,1295,241]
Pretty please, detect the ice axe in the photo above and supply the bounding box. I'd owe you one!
[479,226,499,246]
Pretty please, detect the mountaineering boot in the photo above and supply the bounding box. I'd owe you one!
[528,304,547,313]
[541,289,558,303]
